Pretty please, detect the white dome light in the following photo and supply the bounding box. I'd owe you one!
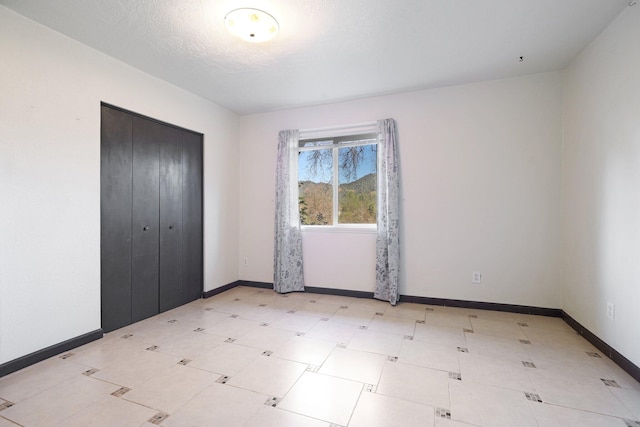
[224,8,279,43]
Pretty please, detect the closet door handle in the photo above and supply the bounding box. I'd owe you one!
[169,225,174,230]
[143,226,150,231]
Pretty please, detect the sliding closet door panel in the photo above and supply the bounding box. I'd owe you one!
[131,116,161,322]
[182,131,203,303]
[159,130,184,312]
[100,105,133,332]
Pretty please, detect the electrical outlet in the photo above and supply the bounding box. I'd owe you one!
[243,258,248,266]
[472,272,482,284]
[606,302,615,320]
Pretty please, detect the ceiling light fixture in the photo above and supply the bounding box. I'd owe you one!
[224,8,279,43]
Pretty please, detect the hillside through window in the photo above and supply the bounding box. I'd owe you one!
[298,133,377,226]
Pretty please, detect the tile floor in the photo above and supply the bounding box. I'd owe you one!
[1,286,639,427]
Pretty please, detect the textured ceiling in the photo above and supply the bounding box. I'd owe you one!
[0,0,630,114]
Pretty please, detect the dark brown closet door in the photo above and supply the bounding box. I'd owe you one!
[159,130,184,312]
[182,131,203,303]
[101,104,203,332]
[131,116,161,322]
[100,106,133,332]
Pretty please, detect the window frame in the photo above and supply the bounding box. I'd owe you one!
[297,132,378,232]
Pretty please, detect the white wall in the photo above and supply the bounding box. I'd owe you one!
[563,5,640,365]
[238,72,563,307]
[0,6,239,364]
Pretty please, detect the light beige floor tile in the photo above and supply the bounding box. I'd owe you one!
[522,327,596,351]
[265,297,308,312]
[66,336,150,370]
[272,336,337,366]
[295,302,340,317]
[0,376,119,427]
[527,369,634,418]
[124,318,194,345]
[530,401,631,427]
[348,391,435,427]
[151,329,226,360]
[519,315,574,332]
[226,355,307,397]
[469,318,528,340]
[218,286,265,300]
[311,293,357,306]
[348,330,405,357]
[433,306,476,316]
[161,303,207,316]
[235,290,283,306]
[118,321,194,345]
[592,358,640,391]
[383,303,428,322]
[276,291,311,301]
[524,342,595,364]
[347,297,391,312]
[242,405,330,427]
[268,313,321,333]
[197,299,247,314]
[368,315,417,336]
[101,324,145,342]
[151,305,206,323]
[235,306,288,323]
[449,380,538,427]
[330,308,376,327]
[458,352,534,392]
[189,342,263,376]
[278,372,362,426]
[524,344,603,379]
[610,387,640,419]
[469,310,526,323]
[399,340,460,373]
[319,347,387,384]
[122,364,217,413]
[377,361,450,408]
[233,326,295,351]
[199,316,261,339]
[105,312,170,338]
[54,395,157,427]
[413,323,467,350]
[0,357,88,403]
[0,417,20,427]
[305,321,359,344]
[434,419,480,427]
[171,308,234,328]
[162,382,266,427]
[212,300,285,323]
[90,348,181,388]
[464,333,530,362]
[424,312,472,330]
[266,291,310,306]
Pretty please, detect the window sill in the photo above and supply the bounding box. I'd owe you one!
[301,225,377,234]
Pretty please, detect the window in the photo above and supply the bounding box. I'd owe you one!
[297,133,377,226]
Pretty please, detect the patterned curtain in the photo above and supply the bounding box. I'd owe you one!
[273,130,305,293]
[374,119,401,305]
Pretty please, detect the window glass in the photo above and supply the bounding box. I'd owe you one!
[297,134,377,226]
[298,148,333,225]
[338,144,377,224]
